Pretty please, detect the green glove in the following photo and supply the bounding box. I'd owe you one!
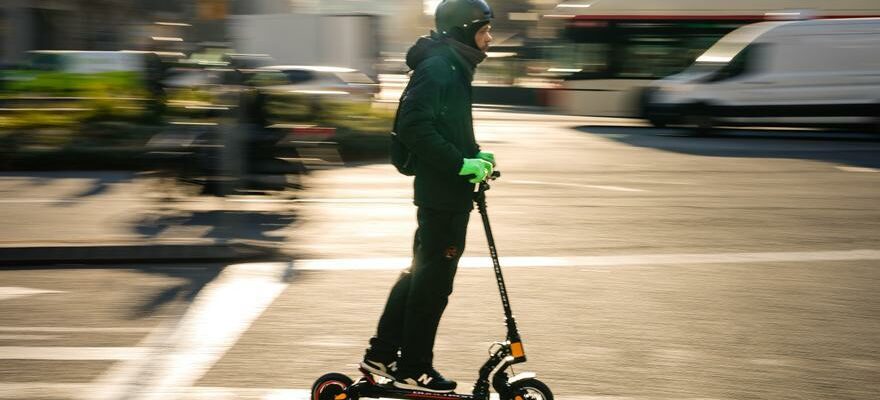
[476,150,496,167]
[459,158,494,184]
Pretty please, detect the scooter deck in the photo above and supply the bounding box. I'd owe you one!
[356,383,480,400]
[354,369,483,400]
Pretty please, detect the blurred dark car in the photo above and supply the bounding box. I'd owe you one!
[222,53,275,69]
[221,53,276,85]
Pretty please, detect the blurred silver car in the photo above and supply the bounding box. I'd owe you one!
[251,65,378,99]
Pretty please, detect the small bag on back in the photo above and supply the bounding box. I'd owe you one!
[390,86,417,176]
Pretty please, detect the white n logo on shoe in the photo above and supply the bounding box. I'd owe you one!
[417,373,433,385]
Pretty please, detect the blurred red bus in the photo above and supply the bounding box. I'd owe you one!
[546,0,880,117]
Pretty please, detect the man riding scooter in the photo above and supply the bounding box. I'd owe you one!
[359,0,497,394]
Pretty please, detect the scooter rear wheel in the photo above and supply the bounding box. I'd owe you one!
[506,378,553,400]
[312,373,354,400]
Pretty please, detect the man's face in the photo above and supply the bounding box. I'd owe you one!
[475,24,493,53]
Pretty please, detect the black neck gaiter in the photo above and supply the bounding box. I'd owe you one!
[442,36,487,80]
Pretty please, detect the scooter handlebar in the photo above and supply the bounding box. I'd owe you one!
[477,171,501,195]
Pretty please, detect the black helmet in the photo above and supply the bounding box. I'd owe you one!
[435,0,493,48]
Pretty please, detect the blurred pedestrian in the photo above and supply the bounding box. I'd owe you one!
[359,0,496,394]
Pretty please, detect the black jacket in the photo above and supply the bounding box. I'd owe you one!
[397,34,481,211]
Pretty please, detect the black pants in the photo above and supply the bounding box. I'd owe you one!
[369,207,470,371]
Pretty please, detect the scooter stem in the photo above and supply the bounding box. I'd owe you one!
[475,176,521,344]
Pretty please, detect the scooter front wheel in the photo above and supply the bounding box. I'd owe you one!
[312,373,354,400]
[506,377,553,400]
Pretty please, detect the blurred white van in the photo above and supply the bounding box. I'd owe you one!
[642,18,880,132]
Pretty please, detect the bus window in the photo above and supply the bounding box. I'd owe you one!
[564,20,754,81]
[617,36,683,78]
[617,32,734,79]
[547,42,610,78]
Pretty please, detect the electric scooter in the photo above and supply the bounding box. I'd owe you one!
[311,172,553,400]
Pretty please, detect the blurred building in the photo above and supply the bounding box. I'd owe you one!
[1,0,135,63]
[0,0,236,64]
[0,0,189,63]
[287,0,425,53]
[232,0,291,15]
[0,0,556,65]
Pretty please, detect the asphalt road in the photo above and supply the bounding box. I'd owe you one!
[1,112,879,399]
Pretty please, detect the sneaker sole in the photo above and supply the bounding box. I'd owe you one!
[392,381,456,393]
[359,361,395,379]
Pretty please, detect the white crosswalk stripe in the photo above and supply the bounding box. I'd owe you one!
[91,262,292,400]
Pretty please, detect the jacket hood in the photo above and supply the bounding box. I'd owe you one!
[405,31,486,80]
[405,31,446,71]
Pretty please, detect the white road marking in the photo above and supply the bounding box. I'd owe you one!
[0,197,407,205]
[0,198,137,203]
[0,383,92,399]
[836,166,880,173]
[509,180,645,192]
[297,338,362,348]
[294,198,411,204]
[0,385,312,400]
[295,249,880,271]
[0,327,152,333]
[750,358,794,367]
[182,387,312,400]
[91,262,290,400]
[0,335,59,340]
[228,198,297,203]
[0,346,145,360]
[89,320,178,400]
[0,287,64,301]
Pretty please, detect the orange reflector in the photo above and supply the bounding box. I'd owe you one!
[334,394,347,400]
[511,342,525,358]
[515,396,524,400]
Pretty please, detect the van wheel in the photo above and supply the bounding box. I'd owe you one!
[648,118,667,129]
[638,88,666,128]
[686,103,714,136]
[874,103,880,134]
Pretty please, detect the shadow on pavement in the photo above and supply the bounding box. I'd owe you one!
[130,264,225,319]
[0,171,135,206]
[578,125,880,169]
[133,210,297,243]
[69,175,130,199]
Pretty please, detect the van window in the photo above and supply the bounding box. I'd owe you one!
[709,43,764,82]
[770,34,880,73]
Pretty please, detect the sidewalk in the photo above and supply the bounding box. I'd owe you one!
[0,171,294,266]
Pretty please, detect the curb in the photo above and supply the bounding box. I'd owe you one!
[0,242,284,267]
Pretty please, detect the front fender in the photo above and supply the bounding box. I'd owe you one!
[508,372,537,384]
